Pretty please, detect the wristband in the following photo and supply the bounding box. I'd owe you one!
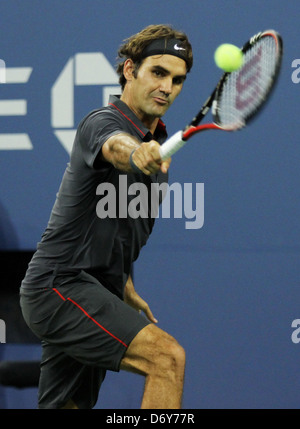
[129,150,143,174]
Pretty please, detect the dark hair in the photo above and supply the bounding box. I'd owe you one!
[116,24,193,90]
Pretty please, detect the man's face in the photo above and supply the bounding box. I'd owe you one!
[122,55,187,125]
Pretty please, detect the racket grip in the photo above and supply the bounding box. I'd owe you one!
[159,131,186,160]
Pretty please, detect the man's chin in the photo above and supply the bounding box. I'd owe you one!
[150,104,170,117]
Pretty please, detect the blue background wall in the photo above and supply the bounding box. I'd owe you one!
[1,0,300,409]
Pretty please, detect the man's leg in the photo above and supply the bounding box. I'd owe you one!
[120,323,185,409]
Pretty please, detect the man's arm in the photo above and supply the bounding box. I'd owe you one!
[101,133,171,175]
[124,274,158,324]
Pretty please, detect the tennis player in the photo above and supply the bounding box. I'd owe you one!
[20,24,193,409]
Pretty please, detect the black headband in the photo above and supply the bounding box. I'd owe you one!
[140,38,188,63]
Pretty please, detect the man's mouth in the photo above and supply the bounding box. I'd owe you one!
[153,97,169,105]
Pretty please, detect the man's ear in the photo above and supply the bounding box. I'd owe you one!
[123,59,135,82]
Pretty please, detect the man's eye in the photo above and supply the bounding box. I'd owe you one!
[173,77,185,85]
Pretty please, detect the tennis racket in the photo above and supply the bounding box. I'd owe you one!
[159,29,283,160]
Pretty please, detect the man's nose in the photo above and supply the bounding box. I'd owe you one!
[159,76,173,95]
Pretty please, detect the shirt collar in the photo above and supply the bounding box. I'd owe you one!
[108,95,167,142]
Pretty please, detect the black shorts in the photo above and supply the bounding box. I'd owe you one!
[20,270,150,409]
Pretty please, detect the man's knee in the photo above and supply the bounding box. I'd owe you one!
[121,324,185,377]
[168,340,186,369]
[156,336,186,377]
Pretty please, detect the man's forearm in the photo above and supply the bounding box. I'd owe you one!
[101,133,140,172]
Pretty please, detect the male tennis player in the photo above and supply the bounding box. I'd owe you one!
[20,24,193,409]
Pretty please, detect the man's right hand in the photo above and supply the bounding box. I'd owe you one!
[130,140,171,175]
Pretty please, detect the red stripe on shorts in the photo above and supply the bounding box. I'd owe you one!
[52,288,128,348]
[53,288,66,301]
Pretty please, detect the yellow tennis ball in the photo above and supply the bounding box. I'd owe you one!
[214,43,243,72]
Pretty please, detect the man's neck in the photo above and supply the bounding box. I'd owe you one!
[120,92,159,135]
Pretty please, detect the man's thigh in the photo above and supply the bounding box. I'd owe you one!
[22,270,150,369]
[21,270,151,408]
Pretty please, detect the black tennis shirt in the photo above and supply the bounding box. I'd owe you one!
[21,95,168,298]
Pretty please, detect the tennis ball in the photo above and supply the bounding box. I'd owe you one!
[214,43,243,72]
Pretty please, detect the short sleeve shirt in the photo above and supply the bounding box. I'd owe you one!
[22,95,169,298]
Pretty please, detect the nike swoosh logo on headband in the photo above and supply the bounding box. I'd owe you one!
[174,44,186,51]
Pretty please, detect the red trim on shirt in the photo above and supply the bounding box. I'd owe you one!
[109,102,145,136]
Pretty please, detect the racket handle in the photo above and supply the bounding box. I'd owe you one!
[159,130,186,160]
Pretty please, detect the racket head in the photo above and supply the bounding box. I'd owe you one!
[213,30,283,129]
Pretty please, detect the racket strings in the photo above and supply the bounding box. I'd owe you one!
[215,35,279,127]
